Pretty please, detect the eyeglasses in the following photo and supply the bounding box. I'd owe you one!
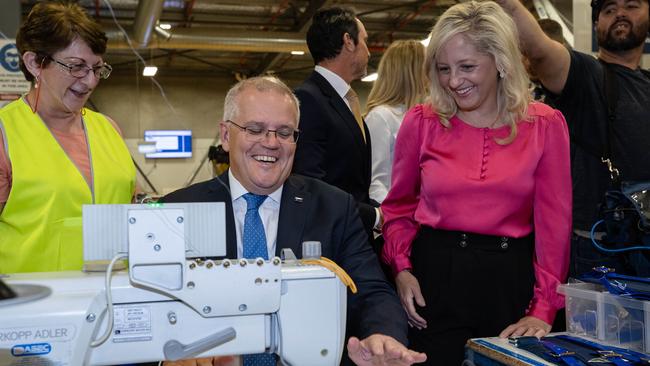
[49,57,112,79]
[227,120,300,144]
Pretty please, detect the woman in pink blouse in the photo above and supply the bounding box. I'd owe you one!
[381,2,571,365]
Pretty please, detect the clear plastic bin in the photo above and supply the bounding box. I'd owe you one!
[558,281,648,353]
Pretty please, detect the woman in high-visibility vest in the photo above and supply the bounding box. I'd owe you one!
[0,2,135,273]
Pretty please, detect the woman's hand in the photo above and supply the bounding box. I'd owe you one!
[395,270,427,329]
[499,316,551,338]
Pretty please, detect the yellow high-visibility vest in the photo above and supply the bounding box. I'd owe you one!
[0,99,135,273]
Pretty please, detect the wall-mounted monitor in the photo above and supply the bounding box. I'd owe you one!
[144,130,192,158]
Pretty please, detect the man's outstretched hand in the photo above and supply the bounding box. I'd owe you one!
[347,334,427,365]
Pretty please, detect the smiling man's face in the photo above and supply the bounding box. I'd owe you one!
[221,87,298,195]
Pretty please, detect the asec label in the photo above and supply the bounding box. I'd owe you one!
[11,342,52,357]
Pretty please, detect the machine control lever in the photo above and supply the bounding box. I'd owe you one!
[163,327,237,361]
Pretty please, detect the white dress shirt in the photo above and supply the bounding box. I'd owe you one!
[229,170,283,258]
[315,65,354,112]
[366,104,406,203]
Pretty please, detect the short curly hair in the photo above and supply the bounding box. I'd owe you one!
[16,1,107,82]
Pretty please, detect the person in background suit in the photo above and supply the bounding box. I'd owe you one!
[293,7,380,236]
[162,76,426,366]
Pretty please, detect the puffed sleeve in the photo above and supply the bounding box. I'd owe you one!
[381,105,426,277]
[528,108,572,324]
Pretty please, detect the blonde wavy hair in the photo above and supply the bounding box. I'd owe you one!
[364,39,428,115]
[425,1,531,143]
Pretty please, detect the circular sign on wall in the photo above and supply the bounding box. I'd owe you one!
[0,43,20,72]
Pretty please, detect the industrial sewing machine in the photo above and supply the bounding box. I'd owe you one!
[0,203,347,365]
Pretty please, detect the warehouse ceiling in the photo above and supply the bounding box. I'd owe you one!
[20,0,571,80]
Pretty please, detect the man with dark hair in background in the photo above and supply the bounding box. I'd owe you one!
[496,0,650,276]
[293,7,381,238]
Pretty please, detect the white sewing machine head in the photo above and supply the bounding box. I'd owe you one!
[0,203,347,365]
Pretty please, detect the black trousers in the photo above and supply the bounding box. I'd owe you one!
[408,227,535,366]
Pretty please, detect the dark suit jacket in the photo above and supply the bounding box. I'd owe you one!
[293,71,379,234]
[161,172,407,365]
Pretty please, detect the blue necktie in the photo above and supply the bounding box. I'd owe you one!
[241,193,275,366]
[242,193,269,260]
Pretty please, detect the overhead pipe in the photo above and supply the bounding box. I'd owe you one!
[108,28,309,53]
[132,0,165,46]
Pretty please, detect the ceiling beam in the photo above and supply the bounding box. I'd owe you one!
[107,28,309,53]
[110,49,194,69]
[173,53,236,73]
[356,0,432,17]
[254,0,331,75]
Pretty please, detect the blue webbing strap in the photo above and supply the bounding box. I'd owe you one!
[579,266,650,300]
[509,336,589,365]
[554,334,650,365]
[539,340,585,366]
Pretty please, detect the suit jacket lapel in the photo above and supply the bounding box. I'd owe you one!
[275,175,311,258]
[309,71,367,152]
[207,172,238,259]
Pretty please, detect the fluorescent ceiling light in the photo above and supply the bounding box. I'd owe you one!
[361,73,378,82]
[291,50,305,55]
[143,66,158,77]
[158,23,172,30]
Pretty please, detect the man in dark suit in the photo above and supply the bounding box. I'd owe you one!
[293,7,380,236]
[162,76,425,366]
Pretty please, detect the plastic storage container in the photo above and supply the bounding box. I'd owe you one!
[558,281,650,353]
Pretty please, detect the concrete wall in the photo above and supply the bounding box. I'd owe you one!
[91,73,371,195]
[0,0,20,39]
